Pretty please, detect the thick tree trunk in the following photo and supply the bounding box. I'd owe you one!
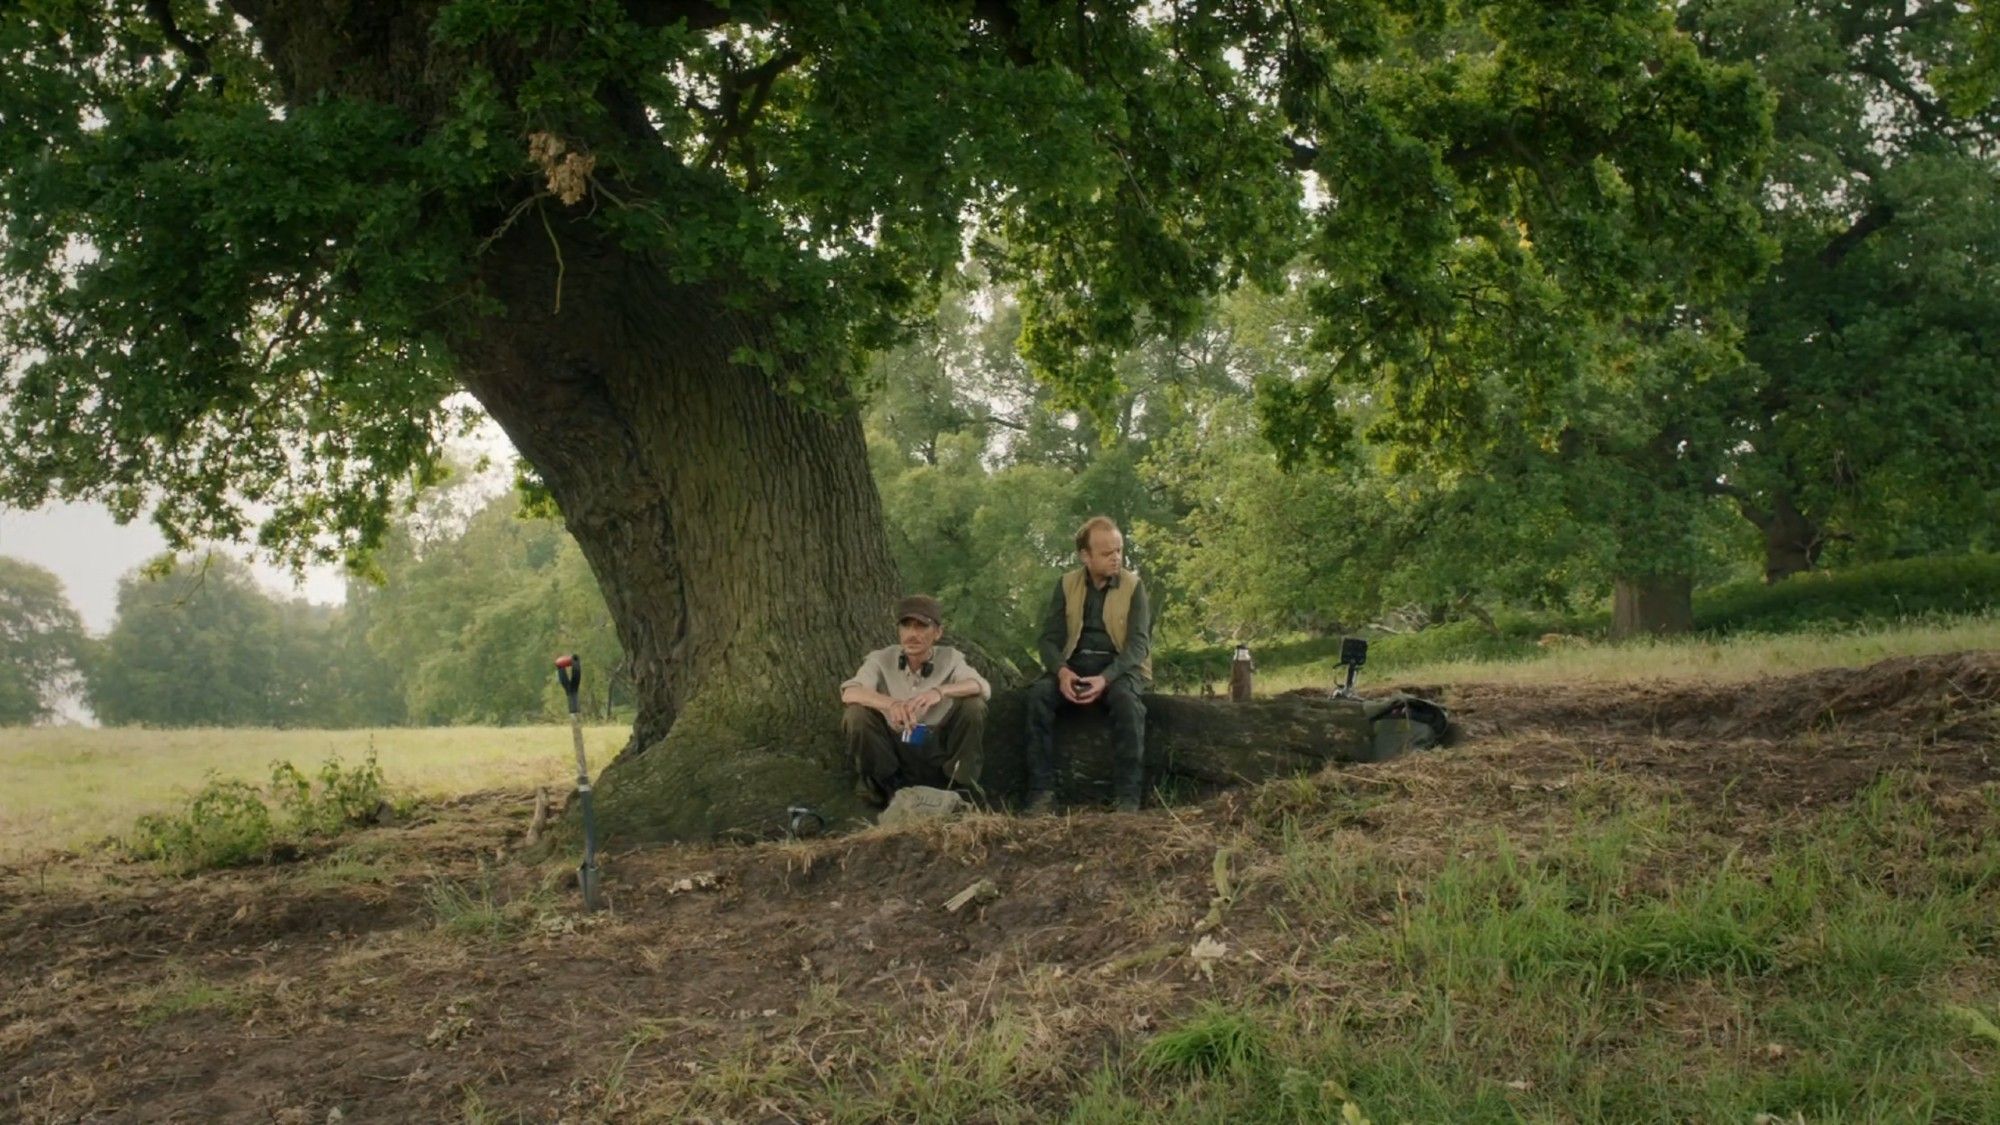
[1612,574,1694,638]
[230,1,900,842]
[456,214,897,842]
[969,692,1447,808]
[1757,492,1824,584]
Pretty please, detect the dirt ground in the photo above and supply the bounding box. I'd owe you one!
[4,652,1996,1123]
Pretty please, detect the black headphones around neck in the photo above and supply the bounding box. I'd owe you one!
[898,653,935,677]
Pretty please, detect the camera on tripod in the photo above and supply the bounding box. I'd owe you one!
[1335,636,1368,698]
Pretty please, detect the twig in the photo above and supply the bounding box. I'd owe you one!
[537,201,566,314]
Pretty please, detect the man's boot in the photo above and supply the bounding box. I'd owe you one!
[1112,770,1142,813]
[1023,790,1056,816]
[853,771,891,808]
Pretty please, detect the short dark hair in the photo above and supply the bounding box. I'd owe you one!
[1075,515,1121,552]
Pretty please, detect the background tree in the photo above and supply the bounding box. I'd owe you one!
[88,555,330,727]
[0,556,92,726]
[363,493,626,725]
[313,580,410,729]
[3,1,1770,839]
[1144,280,1626,644]
[1686,0,2000,580]
[871,281,1280,661]
[1249,6,1772,635]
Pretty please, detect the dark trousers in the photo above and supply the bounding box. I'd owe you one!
[1026,658,1147,804]
[843,698,987,800]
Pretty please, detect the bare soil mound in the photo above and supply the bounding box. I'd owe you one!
[4,652,1995,1122]
[1404,650,2000,810]
[1434,650,2000,742]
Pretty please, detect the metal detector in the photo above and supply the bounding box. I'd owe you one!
[554,653,601,911]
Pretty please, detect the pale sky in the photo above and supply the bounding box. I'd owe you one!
[0,415,517,636]
[0,501,349,635]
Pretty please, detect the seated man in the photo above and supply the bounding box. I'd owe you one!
[840,595,991,806]
[1025,516,1152,814]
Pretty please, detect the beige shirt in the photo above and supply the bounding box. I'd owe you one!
[840,645,991,727]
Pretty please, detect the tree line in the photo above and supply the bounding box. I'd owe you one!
[9,232,1997,732]
[0,495,623,728]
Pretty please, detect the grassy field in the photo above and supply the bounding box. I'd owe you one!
[1253,613,2000,694]
[0,724,627,863]
[4,616,1995,864]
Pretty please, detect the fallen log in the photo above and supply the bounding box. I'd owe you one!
[967,690,1448,808]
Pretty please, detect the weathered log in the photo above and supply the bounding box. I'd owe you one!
[966,690,1448,808]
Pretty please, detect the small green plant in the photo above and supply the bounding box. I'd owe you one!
[1138,1009,1271,1080]
[270,752,386,836]
[425,866,558,942]
[426,874,512,940]
[126,777,274,873]
[125,752,390,874]
[1945,1004,2000,1049]
[131,970,248,1027]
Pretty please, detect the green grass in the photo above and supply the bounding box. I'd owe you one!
[130,970,251,1028]
[1250,612,2000,695]
[295,848,397,889]
[1158,552,2000,694]
[424,866,562,942]
[0,724,627,862]
[559,771,2000,1124]
[424,874,515,940]
[1047,777,2000,1124]
[1138,1008,1271,1079]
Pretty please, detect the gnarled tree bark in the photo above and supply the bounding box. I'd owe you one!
[458,212,898,842]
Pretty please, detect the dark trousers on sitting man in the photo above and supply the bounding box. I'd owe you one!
[1026,653,1147,808]
[843,698,988,804]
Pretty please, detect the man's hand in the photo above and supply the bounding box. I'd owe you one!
[1072,674,1107,704]
[887,689,941,732]
[1058,666,1083,704]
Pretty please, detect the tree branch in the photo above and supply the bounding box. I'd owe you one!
[1840,2,1953,48]
[1704,478,1773,530]
[1850,58,1954,135]
[700,49,804,169]
[147,0,222,101]
[1818,201,1896,269]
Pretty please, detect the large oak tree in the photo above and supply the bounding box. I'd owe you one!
[2,1,1767,839]
[1689,0,2000,580]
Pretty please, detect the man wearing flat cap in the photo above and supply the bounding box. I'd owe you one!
[839,594,992,806]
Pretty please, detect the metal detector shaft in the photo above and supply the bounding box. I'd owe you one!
[555,654,601,912]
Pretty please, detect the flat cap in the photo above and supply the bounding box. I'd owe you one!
[894,594,943,627]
